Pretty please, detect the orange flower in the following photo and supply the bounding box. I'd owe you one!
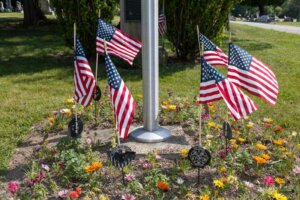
[75,187,81,195]
[157,180,170,191]
[261,154,271,160]
[69,191,79,199]
[253,156,267,165]
[273,140,284,146]
[84,162,103,172]
[273,125,284,132]
[275,178,285,185]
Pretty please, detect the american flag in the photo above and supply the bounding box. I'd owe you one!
[74,38,96,107]
[199,59,258,120]
[159,13,167,35]
[227,43,278,106]
[199,33,228,67]
[104,54,136,139]
[199,58,223,103]
[96,19,142,65]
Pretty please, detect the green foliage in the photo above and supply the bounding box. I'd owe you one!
[59,149,89,181]
[282,0,300,19]
[51,0,118,57]
[164,0,238,59]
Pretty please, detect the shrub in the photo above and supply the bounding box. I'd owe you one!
[164,0,239,60]
[51,0,118,57]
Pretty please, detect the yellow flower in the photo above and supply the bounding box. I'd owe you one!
[227,175,238,184]
[271,191,287,200]
[273,140,284,146]
[48,117,55,124]
[219,166,227,173]
[137,94,143,99]
[252,156,267,165]
[238,137,246,143]
[207,121,216,128]
[263,118,273,123]
[229,139,236,144]
[256,143,267,150]
[275,178,285,185]
[65,109,72,116]
[168,105,177,110]
[180,149,189,158]
[261,154,271,160]
[284,151,292,157]
[279,147,287,151]
[201,194,210,200]
[98,194,110,200]
[207,102,216,113]
[213,180,224,189]
[162,100,169,105]
[232,143,239,149]
[66,98,74,104]
[246,122,254,128]
[297,143,300,149]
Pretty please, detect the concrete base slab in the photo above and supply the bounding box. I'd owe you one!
[82,125,193,155]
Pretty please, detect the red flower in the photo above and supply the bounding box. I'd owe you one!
[69,191,79,199]
[8,181,19,194]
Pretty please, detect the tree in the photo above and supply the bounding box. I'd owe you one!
[51,0,118,58]
[165,0,239,60]
[241,0,285,15]
[282,0,300,19]
[23,0,46,26]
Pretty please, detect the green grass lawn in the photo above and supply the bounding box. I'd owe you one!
[0,13,299,174]
[271,21,300,27]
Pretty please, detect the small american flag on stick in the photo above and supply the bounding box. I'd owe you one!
[199,33,228,67]
[96,19,142,65]
[159,13,167,35]
[228,43,278,106]
[74,38,96,107]
[104,53,136,139]
[199,59,257,120]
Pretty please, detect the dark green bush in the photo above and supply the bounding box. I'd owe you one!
[51,0,118,57]
[164,0,239,60]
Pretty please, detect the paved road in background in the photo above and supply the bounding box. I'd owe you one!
[231,21,300,35]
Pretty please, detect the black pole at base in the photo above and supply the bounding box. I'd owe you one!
[197,168,201,185]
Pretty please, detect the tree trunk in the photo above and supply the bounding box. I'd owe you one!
[258,4,265,16]
[23,0,46,26]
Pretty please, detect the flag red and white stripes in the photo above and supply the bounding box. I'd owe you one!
[228,43,278,106]
[203,47,228,67]
[159,13,167,35]
[105,54,136,139]
[96,19,142,65]
[74,38,96,107]
[217,79,258,120]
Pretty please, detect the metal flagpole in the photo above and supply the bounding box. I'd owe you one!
[94,9,101,123]
[130,0,171,142]
[196,25,203,146]
[104,39,121,145]
[74,22,78,135]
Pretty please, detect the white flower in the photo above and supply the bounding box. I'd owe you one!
[176,177,184,185]
[41,164,50,172]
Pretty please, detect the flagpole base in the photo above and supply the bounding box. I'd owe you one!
[130,126,171,143]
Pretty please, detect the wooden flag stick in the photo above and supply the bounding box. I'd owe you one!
[196,25,203,146]
[104,39,121,146]
[94,9,101,123]
[228,13,232,43]
[74,22,78,135]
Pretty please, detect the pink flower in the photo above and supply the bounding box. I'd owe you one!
[142,162,151,169]
[122,194,136,200]
[8,181,19,194]
[42,164,50,172]
[138,158,145,164]
[52,111,58,116]
[201,114,209,120]
[292,166,300,174]
[85,137,92,145]
[218,150,226,159]
[263,176,275,187]
[226,146,232,153]
[124,174,135,182]
[243,181,255,190]
[155,154,162,160]
[58,190,68,198]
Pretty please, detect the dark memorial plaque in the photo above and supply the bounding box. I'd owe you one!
[188,146,211,168]
[108,145,136,168]
[125,0,141,21]
[68,117,83,138]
